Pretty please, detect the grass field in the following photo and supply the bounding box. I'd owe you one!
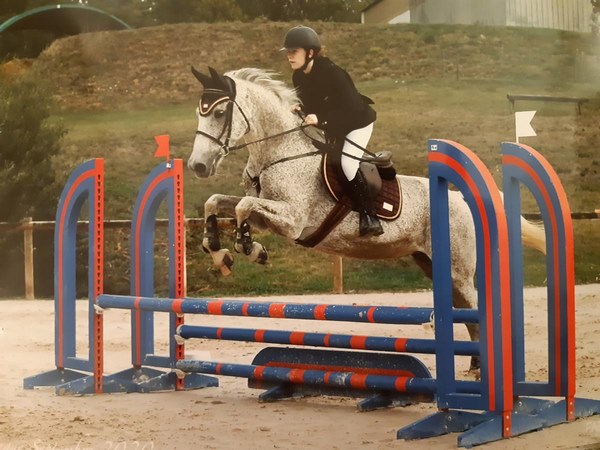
[12,22,600,296]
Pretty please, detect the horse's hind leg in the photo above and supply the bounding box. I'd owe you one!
[412,252,480,372]
[452,277,480,372]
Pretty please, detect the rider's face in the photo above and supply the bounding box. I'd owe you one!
[286,48,308,70]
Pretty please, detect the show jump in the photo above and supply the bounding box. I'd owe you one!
[24,138,600,447]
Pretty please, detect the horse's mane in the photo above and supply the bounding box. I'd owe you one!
[225,68,299,108]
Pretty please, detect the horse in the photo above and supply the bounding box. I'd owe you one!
[187,66,546,372]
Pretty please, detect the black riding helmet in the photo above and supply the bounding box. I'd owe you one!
[281,26,321,72]
[281,25,321,51]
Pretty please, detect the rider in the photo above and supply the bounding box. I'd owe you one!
[281,25,383,237]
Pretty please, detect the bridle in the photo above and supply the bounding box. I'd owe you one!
[195,87,252,157]
[195,84,312,158]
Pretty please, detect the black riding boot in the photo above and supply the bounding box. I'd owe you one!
[348,170,384,237]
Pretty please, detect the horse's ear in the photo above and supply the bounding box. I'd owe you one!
[208,66,220,81]
[191,66,211,87]
[208,66,229,91]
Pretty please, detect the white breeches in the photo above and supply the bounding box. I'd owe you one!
[341,122,374,181]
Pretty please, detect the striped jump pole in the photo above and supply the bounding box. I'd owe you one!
[176,354,439,411]
[176,324,480,356]
[175,360,481,395]
[96,292,480,410]
[96,294,479,324]
[96,292,479,410]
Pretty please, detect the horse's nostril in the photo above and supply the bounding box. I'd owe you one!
[193,162,208,177]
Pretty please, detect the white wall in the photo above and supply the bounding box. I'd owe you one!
[410,0,593,32]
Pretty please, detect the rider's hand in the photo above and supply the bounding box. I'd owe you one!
[304,114,318,126]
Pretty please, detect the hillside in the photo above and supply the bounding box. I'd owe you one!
[25,21,598,212]
[26,21,600,110]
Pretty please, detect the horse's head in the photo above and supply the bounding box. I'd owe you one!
[188,66,250,178]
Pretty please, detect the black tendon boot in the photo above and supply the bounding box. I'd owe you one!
[349,170,384,237]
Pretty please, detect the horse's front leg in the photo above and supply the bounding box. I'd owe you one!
[233,196,306,265]
[203,194,243,276]
[234,219,269,264]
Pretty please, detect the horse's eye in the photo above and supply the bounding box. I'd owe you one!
[214,109,225,119]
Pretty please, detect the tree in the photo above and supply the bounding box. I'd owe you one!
[0,76,66,297]
[0,77,65,222]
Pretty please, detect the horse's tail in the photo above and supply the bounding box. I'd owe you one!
[520,217,546,255]
[497,190,546,254]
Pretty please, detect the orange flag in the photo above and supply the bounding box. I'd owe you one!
[154,135,170,161]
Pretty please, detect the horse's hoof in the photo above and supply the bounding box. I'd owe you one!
[256,245,268,265]
[220,264,232,277]
[211,249,234,276]
[234,240,252,255]
[220,252,234,277]
[466,368,481,381]
[219,254,234,277]
[246,242,268,264]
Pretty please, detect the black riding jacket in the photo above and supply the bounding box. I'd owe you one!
[292,57,376,138]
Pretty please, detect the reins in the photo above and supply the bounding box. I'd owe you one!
[229,123,310,152]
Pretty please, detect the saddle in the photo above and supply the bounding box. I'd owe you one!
[322,153,402,220]
[295,145,402,247]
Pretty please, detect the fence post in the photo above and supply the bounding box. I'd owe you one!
[332,256,343,294]
[21,217,34,300]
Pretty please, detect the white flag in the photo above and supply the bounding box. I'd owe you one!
[515,111,537,141]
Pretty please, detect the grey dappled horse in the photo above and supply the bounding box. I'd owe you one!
[188,67,546,371]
